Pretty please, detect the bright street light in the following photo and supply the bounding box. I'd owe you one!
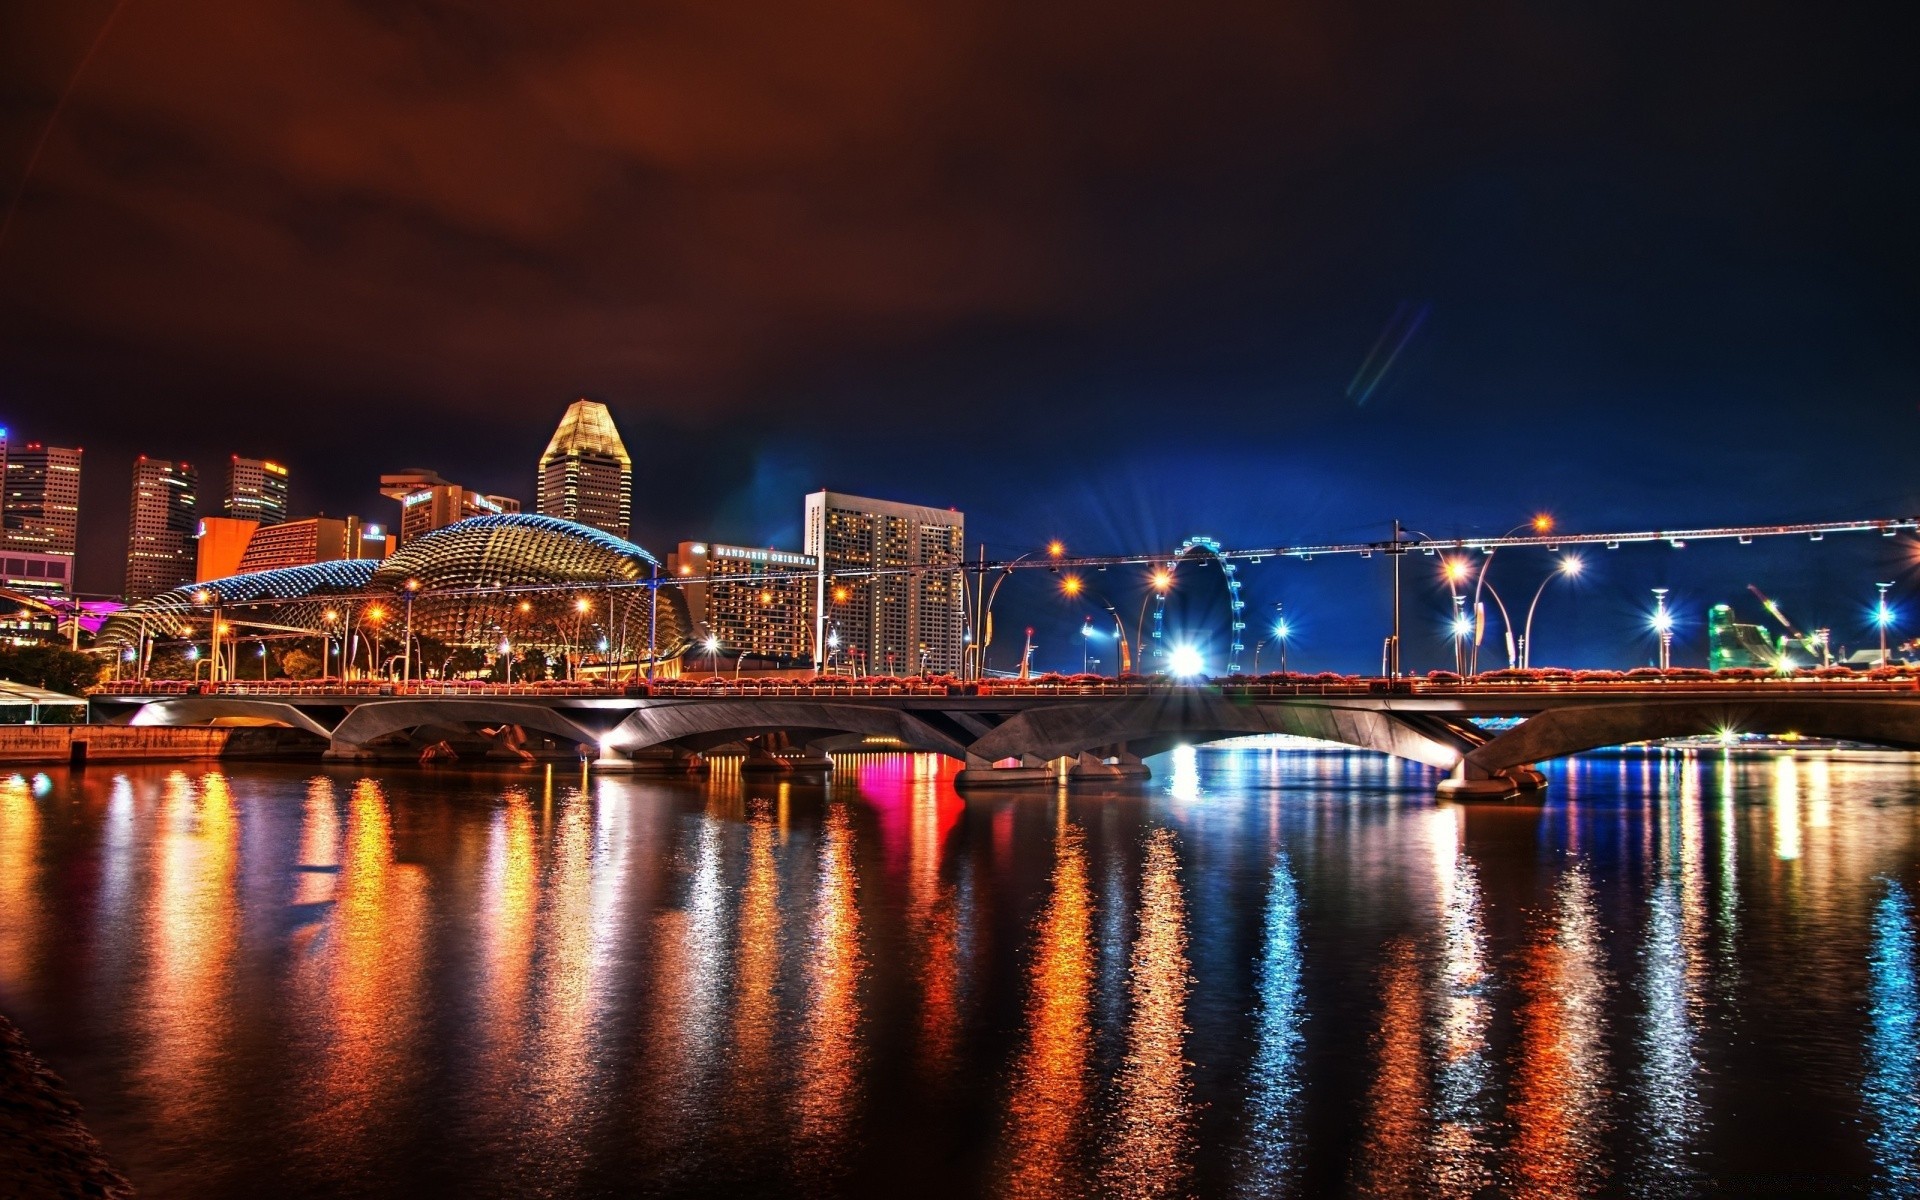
[1520,555,1583,669]
[1169,645,1204,677]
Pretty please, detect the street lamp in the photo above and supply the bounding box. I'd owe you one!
[401,578,420,684]
[1081,616,1096,673]
[705,634,722,674]
[1651,588,1673,670]
[322,609,339,679]
[1135,567,1173,670]
[1520,555,1582,669]
[1061,573,1130,674]
[1876,582,1895,666]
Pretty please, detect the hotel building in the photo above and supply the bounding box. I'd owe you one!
[381,469,520,544]
[668,541,817,666]
[804,490,966,675]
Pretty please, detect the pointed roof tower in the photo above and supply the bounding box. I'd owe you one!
[536,399,633,539]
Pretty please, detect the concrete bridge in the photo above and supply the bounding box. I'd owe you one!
[86,678,1920,798]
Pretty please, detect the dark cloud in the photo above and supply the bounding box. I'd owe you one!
[1,0,1915,669]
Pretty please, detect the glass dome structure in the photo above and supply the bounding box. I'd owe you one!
[98,514,691,664]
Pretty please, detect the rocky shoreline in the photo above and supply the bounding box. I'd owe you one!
[0,1012,133,1198]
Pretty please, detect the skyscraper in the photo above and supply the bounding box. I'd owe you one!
[225,456,290,526]
[804,491,965,675]
[4,443,83,565]
[536,400,631,539]
[126,457,199,600]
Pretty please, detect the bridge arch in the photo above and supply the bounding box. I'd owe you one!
[964,694,1473,771]
[328,700,606,754]
[127,698,335,739]
[603,700,972,761]
[1467,698,1920,775]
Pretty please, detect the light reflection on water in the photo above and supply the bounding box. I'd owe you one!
[1510,865,1609,1197]
[1237,850,1303,1196]
[1099,827,1195,1200]
[1867,878,1919,1196]
[1001,806,1095,1199]
[0,749,1918,1198]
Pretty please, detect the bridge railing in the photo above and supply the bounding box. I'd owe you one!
[93,668,1920,701]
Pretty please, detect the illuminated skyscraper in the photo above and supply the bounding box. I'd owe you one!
[536,399,631,539]
[4,442,82,565]
[804,490,965,675]
[225,456,289,526]
[126,457,198,600]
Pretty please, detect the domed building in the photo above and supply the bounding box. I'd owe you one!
[99,514,692,673]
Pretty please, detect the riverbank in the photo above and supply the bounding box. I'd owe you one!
[0,725,324,766]
[0,1012,133,1198]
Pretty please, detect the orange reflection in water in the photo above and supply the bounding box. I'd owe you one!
[729,802,782,1114]
[526,793,596,1137]
[795,804,865,1158]
[139,771,239,1134]
[1002,818,1095,1199]
[1100,828,1195,1200]
[1355,937,1430,1196]
[1509,868,1609,1198]
[912,776,964,1080]
[0,774,40,982]
[482,789,538,1064]
[311,778,428,1143]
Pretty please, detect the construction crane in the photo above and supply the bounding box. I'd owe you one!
[1747,585,1827,664]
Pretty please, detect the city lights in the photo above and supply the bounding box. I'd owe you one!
[1061,574,1083,597]
[1168,645,1204,677]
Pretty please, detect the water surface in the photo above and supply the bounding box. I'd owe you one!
[2,747,1917,1196]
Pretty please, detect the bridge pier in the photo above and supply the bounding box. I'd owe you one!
[955,753,1058,789]
[595,746,707,774]
[1068,743,1151,783]
[1436,761,1548,801]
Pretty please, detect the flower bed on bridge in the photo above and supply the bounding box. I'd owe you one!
[93,663,1920,700]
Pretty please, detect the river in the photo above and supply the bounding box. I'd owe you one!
[1,747,1916,1196]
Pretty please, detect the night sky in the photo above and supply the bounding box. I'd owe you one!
[2,1,1915,672]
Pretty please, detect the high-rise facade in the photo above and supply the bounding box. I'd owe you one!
[804,491,965,675]
[381,469,520,544]
[3,442,83,571]
[536,400,631,539]
[237,515,379,573]
[668,541,817,664]
[126,457,199,600]
[225,456,290,526]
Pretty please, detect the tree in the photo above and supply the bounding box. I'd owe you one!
[444,645,490,678]
[278,647,320,679]
[0,644,103,695]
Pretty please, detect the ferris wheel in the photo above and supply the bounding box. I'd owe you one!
[1149,536,1248,674]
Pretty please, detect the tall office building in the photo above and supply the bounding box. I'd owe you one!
[536,400,631,539]
[804,491,965,675]
[4,442,82,568]
[126,457,199,600]
[380,469,520,544]
[225,456,290,526]
[669,541,817,665]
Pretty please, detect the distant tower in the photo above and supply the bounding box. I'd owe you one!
[536,399,632,539]
[225,456,289,526]
[126,457,199,600]
[4,442,83,561]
